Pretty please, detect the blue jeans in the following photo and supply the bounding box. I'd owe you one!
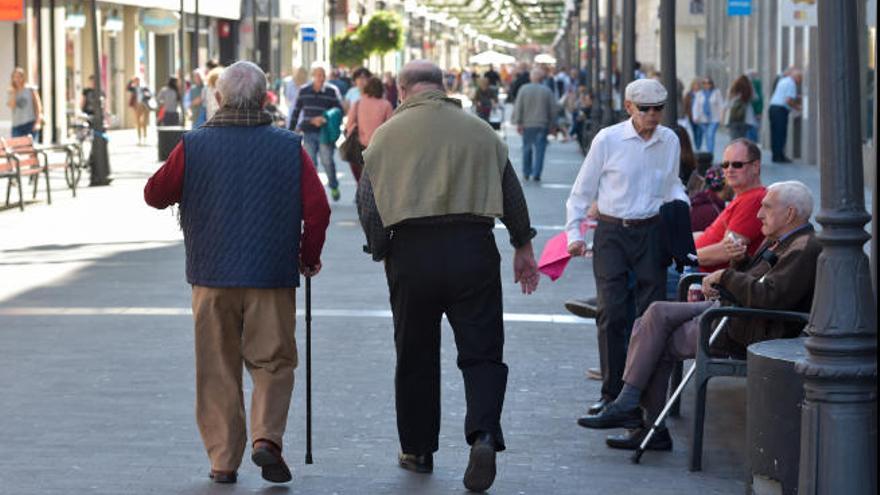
[768,105,790,161]
[521,127,548,179]
[12,121,40,141]
[302,131,338,190]
[691,120,703,150]
[746,123,759,142]
[698,122,719,158]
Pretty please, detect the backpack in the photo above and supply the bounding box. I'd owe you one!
[727,97,746,124]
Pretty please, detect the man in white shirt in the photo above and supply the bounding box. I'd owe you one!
[767,67,802,163]
[566,78,688,419]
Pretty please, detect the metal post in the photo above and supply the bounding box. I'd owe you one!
[191,0,199,73]
[575,5,581,73]
[35,0,42,142]
[659,0,677,126]
[49,0,57,143]
[586,0,593,92]
[591,0,599,95]
[251,0,257,62]
[796,1,877,493]
[178,0,186,128]
[620,0,635,111]
[602,0,613,126]
[88,0,111,186]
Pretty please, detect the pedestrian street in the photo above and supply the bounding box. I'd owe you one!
[0,126,760,494]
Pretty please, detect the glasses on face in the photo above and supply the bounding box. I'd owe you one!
[721,159,756,170]
[636,104,664,113]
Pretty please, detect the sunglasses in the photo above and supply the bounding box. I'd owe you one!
[636,104,664,113]
[721,159,756,169]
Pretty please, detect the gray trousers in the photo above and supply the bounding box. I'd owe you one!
[622,300,745,420]
[593,219,667,400]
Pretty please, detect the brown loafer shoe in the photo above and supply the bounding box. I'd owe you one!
[251,439,292,483]
[209,469,237,484]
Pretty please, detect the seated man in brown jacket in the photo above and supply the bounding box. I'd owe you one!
[577,180,821,451]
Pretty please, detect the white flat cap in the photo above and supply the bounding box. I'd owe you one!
[625,78,667,105]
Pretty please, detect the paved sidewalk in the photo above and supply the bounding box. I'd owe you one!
[0,125,790,494]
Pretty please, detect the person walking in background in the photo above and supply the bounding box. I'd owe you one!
[746,69,763,142]
[357,60,539,493]
[126,75,152,145]
[567,79,688,423]
[157,77,181,126]
[508,63,530,104]
[725,75,754,140]
[344,76,393,182]
[512,68,557,182]
[691,77,724,158]
[768,67,802,163]
[472,76,498,125]
[189,69,206,127]
[343,67,372,112]
[383,72,399,109]
[7,67,43,140]
[144,61,331,486]
[204,67,224,122]
[291,65,344,201]
[683,79,702,149]
[283,67,308,129]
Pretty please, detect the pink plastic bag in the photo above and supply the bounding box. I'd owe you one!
[537,220,596,281]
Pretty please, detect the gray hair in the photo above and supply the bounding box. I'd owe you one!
[398,60,444,91]
[216,61,267,110]
[767,180,814,221]
[530,68,545,82]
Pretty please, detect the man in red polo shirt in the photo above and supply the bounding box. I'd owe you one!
[694,138,766,271]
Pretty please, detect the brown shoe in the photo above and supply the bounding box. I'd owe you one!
[209,469,237,484]
[585,367,602,381]
[251,439,292,483]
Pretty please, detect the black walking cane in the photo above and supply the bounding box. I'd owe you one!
[305,275,313,464]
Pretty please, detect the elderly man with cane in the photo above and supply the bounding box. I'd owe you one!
[578,181,820,452]
[144,61,331,484]
[357,60,540,492]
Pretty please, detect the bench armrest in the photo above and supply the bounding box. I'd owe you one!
[677,272,708,302]
[698,306,810,356]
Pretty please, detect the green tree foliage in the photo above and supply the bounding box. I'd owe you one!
[330,31,367,68]
[359,11,404,55]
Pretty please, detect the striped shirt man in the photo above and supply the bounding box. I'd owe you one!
[290,82,343,134]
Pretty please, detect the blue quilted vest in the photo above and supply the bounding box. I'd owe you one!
[180,125,303,288]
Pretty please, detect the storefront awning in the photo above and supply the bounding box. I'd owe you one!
[99,0,241,21]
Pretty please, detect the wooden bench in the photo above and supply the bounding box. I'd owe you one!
[1,135,78,211]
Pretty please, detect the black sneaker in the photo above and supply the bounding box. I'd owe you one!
[564,297,598,318]
[463,432,497,492]
[606,427,673,451]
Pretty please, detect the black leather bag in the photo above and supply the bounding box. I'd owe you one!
[340,101,365,165]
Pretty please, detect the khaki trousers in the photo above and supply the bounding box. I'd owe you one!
[191,285,298,471]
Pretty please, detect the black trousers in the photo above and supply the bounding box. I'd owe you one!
[384,223,508,454]
[768,105,790,161]
[592,219,666,401]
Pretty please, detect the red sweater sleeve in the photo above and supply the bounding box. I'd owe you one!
[144,142,185,208]
[300,147,331,267]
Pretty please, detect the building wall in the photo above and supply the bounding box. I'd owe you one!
[0,22,15,136]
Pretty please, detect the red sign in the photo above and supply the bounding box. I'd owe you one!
[0,0,24,21]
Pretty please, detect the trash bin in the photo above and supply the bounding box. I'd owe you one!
[747,337,806,495]
[157,126,187,162]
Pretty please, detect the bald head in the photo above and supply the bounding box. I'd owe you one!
[398,60,444,101]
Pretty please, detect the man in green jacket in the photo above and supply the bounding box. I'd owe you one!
[357,60,540,492]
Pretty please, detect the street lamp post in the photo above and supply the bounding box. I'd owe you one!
[88,0,111,186]
[620,0,635,110]
[659,0,677,126]
[797,1,877,493]
[591,0,599,96]
[602,0,613,126]
[179,0,186,128]
[586,0,593,92]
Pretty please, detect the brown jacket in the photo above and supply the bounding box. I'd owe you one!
[720,224,821,346]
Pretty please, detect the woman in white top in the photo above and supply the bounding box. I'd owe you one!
[6,67,43,140]
[690,77,724,158]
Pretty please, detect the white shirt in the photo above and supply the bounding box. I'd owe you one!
[769,76,798,109]
[565,119,688,245]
